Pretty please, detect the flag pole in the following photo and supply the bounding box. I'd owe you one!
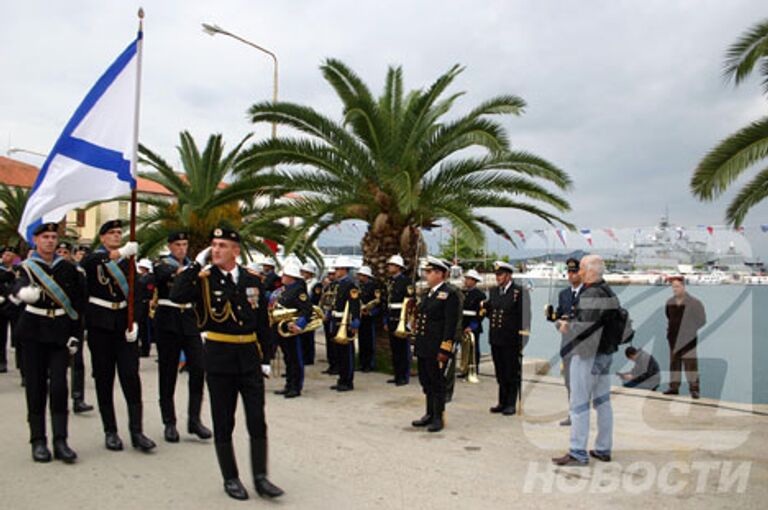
[127,7,144,330]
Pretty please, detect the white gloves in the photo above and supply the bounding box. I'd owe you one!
[261,364,271,378]
[66,337,79,355]
[125,322,139,342]
[118,241,139,259]
[18,286,41,304]
[0,295,4,305]
[195,246,212,266]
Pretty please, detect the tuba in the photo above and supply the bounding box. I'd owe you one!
[394,296,414,338]
[460,330,480,383]
[270,304,325,338]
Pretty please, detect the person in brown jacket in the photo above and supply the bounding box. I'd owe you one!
[664,277,706,399]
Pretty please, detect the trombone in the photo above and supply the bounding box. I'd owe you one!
[460,330,480,384]
[333,301,357,345]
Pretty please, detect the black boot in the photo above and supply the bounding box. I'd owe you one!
[188,419,212,440]
[251,438,284,498]
[31,439,51,463]
[105,431,123,451]
[73,400,94,414]
[53,438,77,463]
[490,385,507,413]
[411,396,433,427]
[164,423,180,443]
[428,395,445,433]
[128,404,156,452]
[215,442,248,500]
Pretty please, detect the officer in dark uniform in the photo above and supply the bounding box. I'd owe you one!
[136,259,155,357]
[411,257,460,433]
[273,263,313,398]
[384,254,414,386]
[0,245,21,374]
[300,264,321,365]
[80,219,156,452]
[55,240,93,414]
[461,269,486,376]
[13,223,85,463]
[154,231,211,442]
[546,257,583,426]
[170,227,283,501]
[320,267,339,375]
[485,261,531,416]
[356,265,381,372]
[328,257,360,392]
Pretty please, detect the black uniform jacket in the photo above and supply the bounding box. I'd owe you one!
[485,282,531,348]
[171,262,271,374]
[414,282,461,359]
[155,255,198,336]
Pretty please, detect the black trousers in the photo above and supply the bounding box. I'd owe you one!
[0,316,8,366]
[156,329,204,425]
[417,356,446,418]
[491,344,522,409]
[336,339,355,387]
[358,317,376,370]
[206,370,267,480]
[323,320,338,371]
[138,313,153,357]
[282,335,305,392]
[87,327,144,433]
[70,333,86,403]
[389,331,411,383]
[23,340,70,442]
[300,330,315,365]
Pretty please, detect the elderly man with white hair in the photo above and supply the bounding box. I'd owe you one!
[552,254,619,466]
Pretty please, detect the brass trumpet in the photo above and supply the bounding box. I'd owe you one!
[269,304,324,338]
[362,289,381,314]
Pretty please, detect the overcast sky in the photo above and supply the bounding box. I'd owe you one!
[2,1,767,257]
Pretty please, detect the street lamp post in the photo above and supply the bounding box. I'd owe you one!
[201,23,279,139]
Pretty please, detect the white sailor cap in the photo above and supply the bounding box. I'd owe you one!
[387,254,406,268]
[137,259,153,271]
[464,269,482,282]
[493,260,515,273]
[422,256,450,272]
[261,257,276,267]
[357,265,374,278]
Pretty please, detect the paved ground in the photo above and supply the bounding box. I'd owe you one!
[0,337,766,509]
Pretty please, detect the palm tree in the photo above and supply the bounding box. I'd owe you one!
[239,59,573,277]
[136,130,316,263]
[0,185,31,252]
[691,18,768,226]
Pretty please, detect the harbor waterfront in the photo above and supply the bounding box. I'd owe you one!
[473,281,768,405]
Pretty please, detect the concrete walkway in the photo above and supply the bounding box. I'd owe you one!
[0,339,766,509]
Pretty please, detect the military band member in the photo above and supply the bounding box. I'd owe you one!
[0,245,21,374]
[154,232,211,442]
[13,223,85,463]
[461,269,486,376]
[171,227,283,500]
[261,257,281,297]
[55,241,94,414]
[320,266,339,375]
[329,256,360,392]
[273,263,313,398]
[411,257,460,433]
[357,265,381,372]
[384,254,414,386]
[136,258,155,357]
[300,263,321,365]
[485,261,531,416]
[80,219,156,452]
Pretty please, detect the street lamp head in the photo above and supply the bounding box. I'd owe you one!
[202,23,224,36]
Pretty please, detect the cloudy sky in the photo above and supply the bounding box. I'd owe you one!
[2,1,767,257]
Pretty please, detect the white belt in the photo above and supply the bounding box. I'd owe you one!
[89,297,127,310]
[25,305,66,318]
[388,303,403,310]
[157,299,193,310]
[331,311,344,318]
[463,310,478,317]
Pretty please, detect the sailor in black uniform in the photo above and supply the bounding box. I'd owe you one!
[328,256,360,392]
